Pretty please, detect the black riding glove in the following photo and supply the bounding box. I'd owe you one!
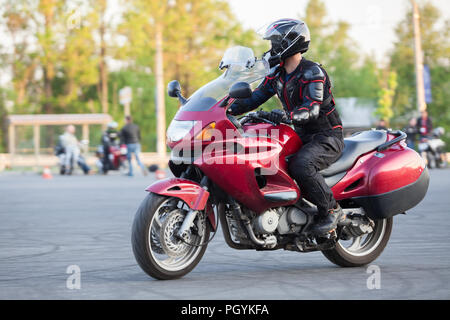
[257,109,286,125]
[228,100,247,116]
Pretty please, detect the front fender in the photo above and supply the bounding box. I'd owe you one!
[146,178,209,210]
[146,178,216,230]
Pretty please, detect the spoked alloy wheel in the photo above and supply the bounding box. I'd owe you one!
[132,193,210,280]
[321,217,393,267]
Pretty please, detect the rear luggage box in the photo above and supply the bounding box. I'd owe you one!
[353,148,430,220]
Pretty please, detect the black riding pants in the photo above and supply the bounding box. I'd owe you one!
[288,131,344,215]
[103,143,112,170]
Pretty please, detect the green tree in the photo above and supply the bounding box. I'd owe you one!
[2,3,39,109]
[375,71,397,124]
[302,0,380,100]
[117,0,268,150]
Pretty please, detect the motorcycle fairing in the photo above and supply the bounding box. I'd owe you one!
[196,123,302,214]
[146,178,209,210]
[145,178,216,230]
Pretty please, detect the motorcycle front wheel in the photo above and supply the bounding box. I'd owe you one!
[321,217,393,267]
[131,193,210,280]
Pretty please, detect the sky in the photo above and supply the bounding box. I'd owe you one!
[227,0,450,65]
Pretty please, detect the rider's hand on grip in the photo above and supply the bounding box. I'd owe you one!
[227,100,245,116]
[257,109,285,125]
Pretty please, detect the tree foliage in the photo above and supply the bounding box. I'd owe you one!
[375,71,397,123]
[1,0,447,152]
[302,0,380,100]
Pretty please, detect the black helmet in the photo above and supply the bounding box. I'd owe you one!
[262,19,310,65]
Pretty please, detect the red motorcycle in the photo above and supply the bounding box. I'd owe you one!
[96,144,128,174]
[131,47,429,280]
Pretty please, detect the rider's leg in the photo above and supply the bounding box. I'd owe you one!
[288,133,344,234]
[126,143,135,176]
[102,143,111,171]
[133,143,148,175]
[65,147,76,174]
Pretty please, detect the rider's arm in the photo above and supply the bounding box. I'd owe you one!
[228,77,276,115]
[290,65,325,126]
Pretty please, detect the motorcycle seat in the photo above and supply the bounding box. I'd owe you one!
[320,130,387,177]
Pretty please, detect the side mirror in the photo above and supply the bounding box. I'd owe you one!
[167,80,181,97]
[229,82,252,99]
[167,80,187,104]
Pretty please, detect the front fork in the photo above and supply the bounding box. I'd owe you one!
[177,175,210,238]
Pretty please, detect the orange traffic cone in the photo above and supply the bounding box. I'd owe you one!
[155,169,166,180]
[42,166,53,180]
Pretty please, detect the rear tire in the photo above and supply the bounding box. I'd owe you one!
[321,217,393,267]
[131,193,210,280]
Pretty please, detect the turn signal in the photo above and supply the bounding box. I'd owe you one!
[195,122,216,141]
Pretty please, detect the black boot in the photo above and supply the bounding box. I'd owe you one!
[311,204,345,235]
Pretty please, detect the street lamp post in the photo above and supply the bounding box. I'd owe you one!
[155,22,166,159]
[411,0,427,113]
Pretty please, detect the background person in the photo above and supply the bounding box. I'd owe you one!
[101,121,120,172]
[59,125,90,175]
[404,118,418,149]
[417,110,433,139]
[375,119,388,130]
[120,116,148,176]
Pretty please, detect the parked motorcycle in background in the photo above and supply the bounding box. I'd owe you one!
[418,127,447,169]
[95,143,129,174]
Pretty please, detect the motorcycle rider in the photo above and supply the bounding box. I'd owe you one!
[101,121,120,172]
[228,19,345,235]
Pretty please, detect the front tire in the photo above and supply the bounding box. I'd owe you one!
[131,193,210,280]
[321,217,393,267]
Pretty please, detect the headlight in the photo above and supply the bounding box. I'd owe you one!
[166,120,197,142]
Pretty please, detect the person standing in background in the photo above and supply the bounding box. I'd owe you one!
[375,119,388,130]
[416,110,433,139]
[120,116,148,176]
[404,118,418,150]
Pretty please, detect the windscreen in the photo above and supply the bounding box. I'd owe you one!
[180,47,270,112]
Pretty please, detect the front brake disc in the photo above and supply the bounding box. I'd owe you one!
[160,209,191,257]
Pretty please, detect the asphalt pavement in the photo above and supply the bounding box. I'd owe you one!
[1,168,449,299]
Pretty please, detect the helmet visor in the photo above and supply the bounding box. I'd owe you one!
[258,19,307,55]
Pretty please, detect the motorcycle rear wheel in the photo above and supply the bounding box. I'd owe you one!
[321,217,393,267]
[131,193,210,280]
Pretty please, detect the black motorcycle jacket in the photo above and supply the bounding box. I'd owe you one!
[102,129,119,146]
[229,58,343,139]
